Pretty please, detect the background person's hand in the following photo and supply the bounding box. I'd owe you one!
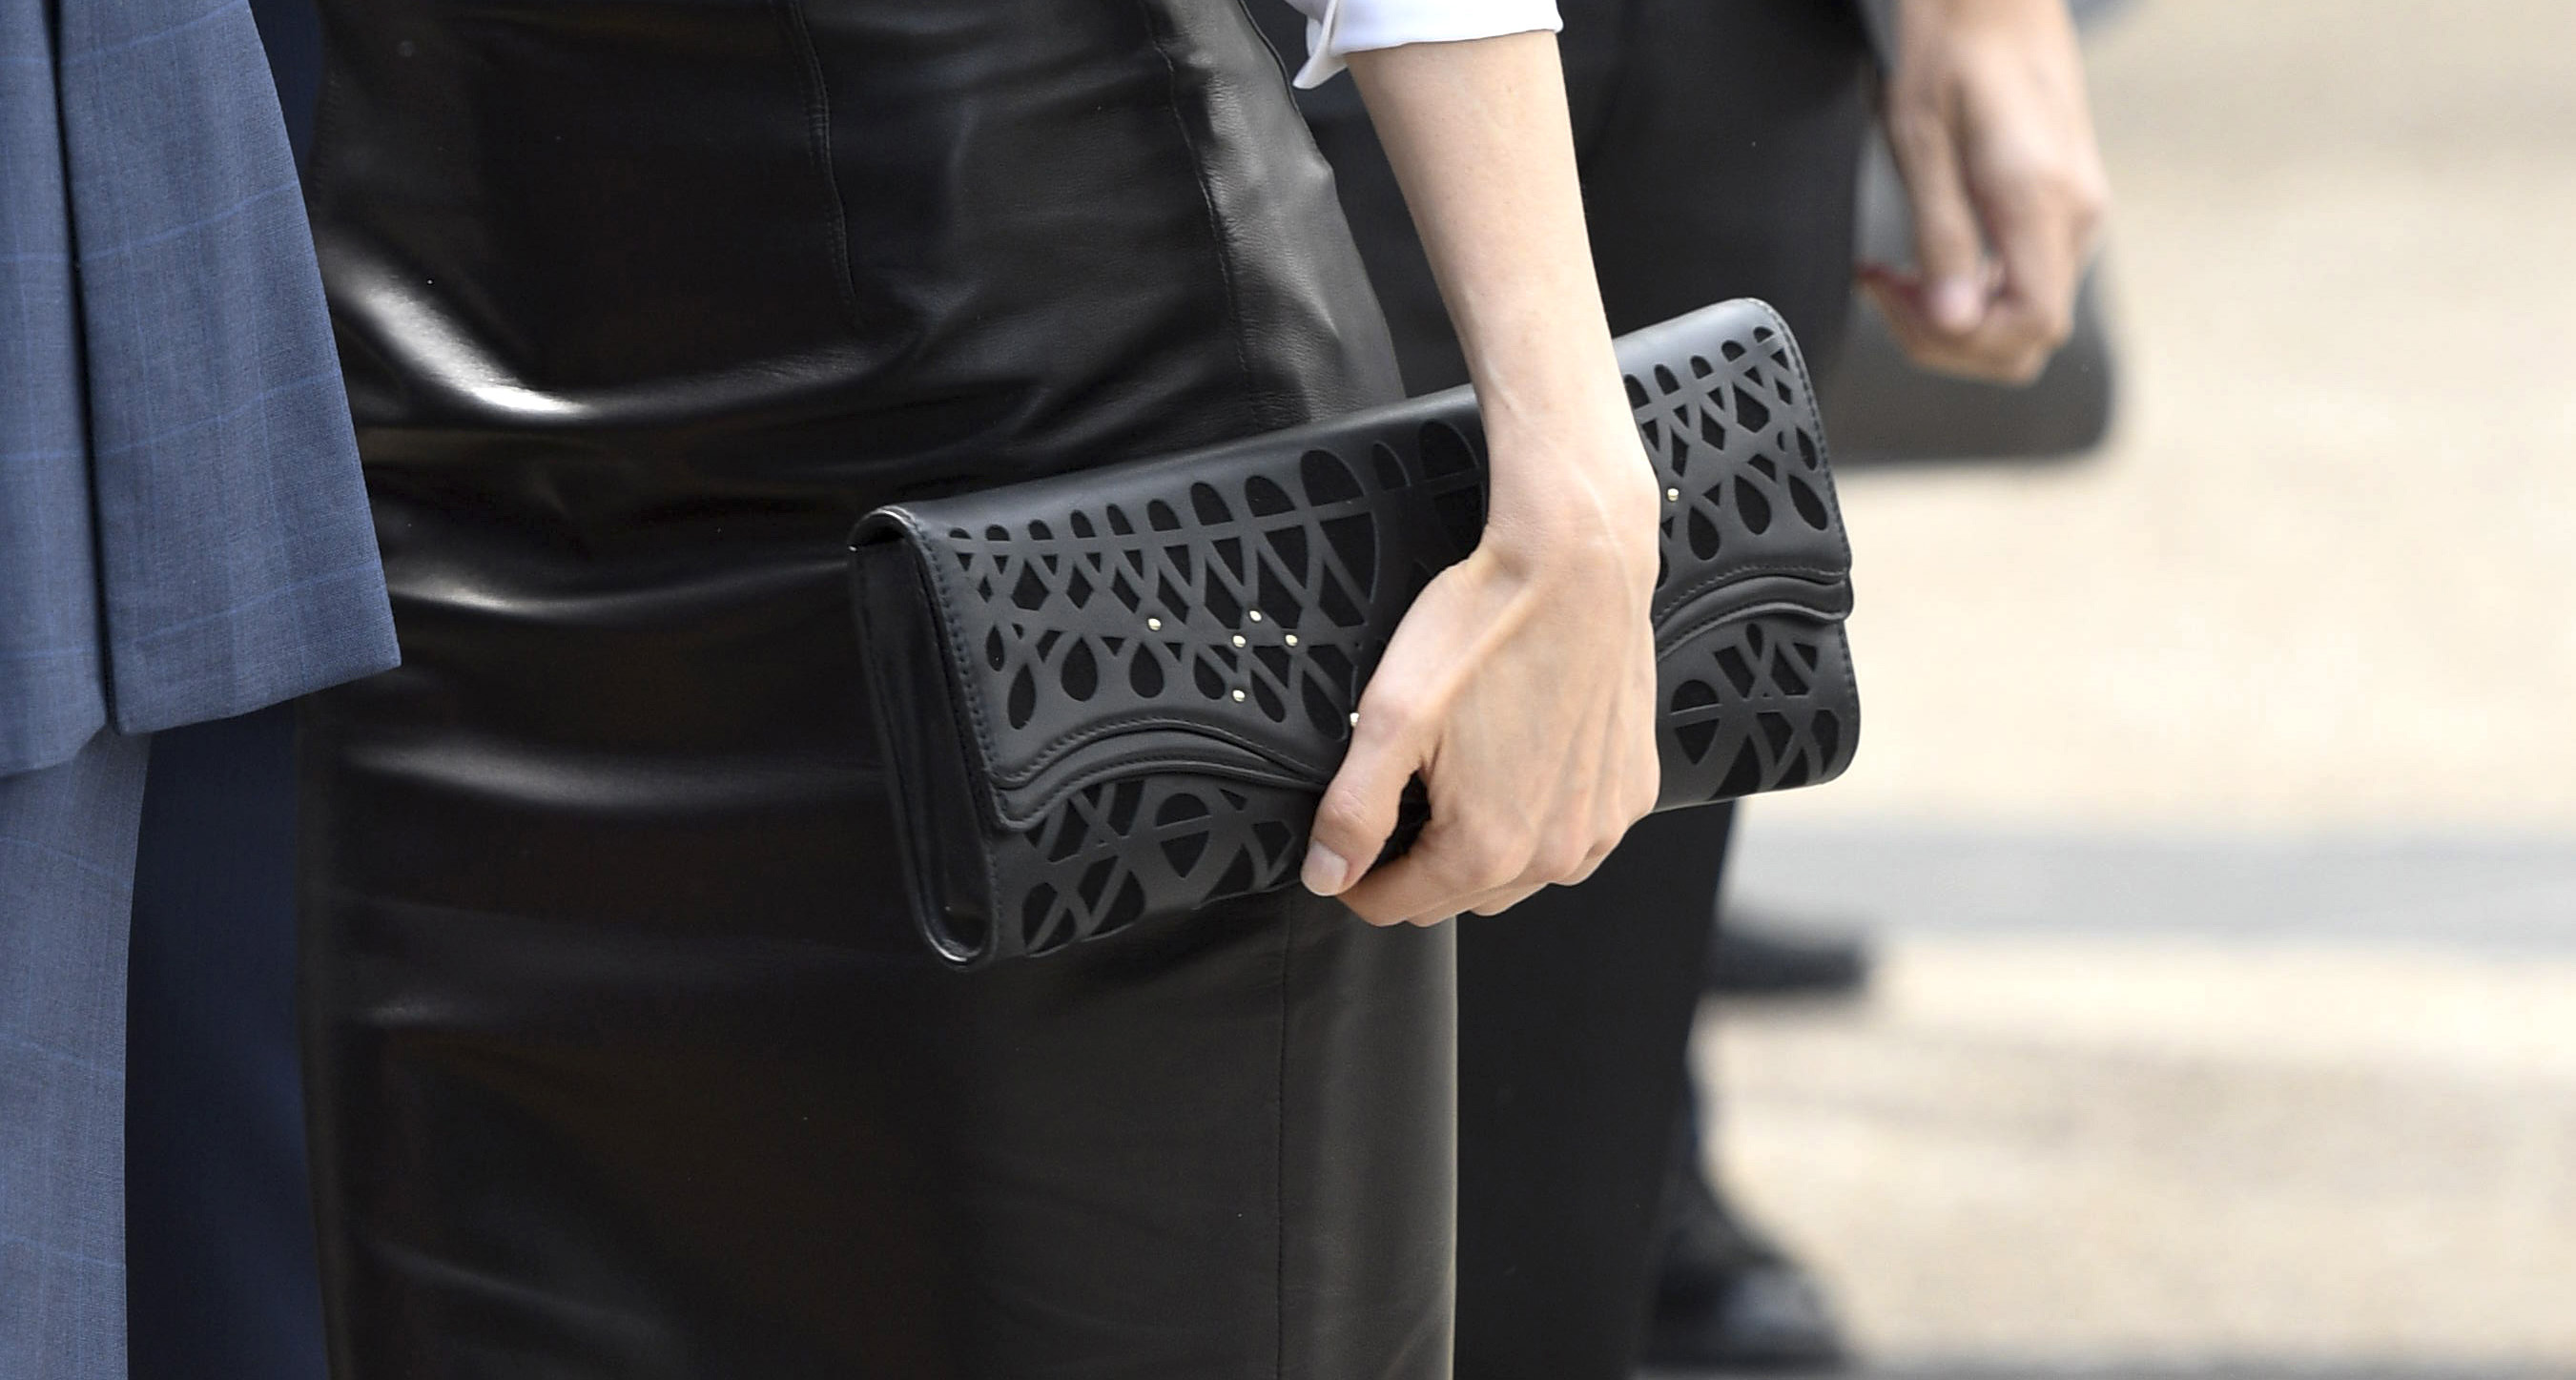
[1861,0,2111,383]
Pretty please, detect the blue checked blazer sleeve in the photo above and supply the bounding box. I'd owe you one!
[0,0,105,772]
[0,0,396,777]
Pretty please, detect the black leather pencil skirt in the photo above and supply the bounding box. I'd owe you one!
[294,4,1451,1377]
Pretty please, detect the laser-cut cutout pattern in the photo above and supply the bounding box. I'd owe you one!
[1656,610,1853,807]
[855,299,1858,963]
[1637,323,1840,593]
[929,422,1482,775]
[994,774,1312,954]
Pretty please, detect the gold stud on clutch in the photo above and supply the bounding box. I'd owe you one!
[1231,634,1247,648]
[1284,634,1299,647]
[1232,690,1247,702]
[1247,609,1264,622]
[1146,617,1163,631]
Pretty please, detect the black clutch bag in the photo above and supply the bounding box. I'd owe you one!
[850,299,1859,966]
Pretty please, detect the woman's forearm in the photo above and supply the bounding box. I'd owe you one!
[1345,33,1654,546]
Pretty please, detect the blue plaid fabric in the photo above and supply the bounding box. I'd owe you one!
[0,729,151,1380]
[0,0,396,778]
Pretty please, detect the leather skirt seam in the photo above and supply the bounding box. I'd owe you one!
[1129,0,1273,436]
[775,0,864,333]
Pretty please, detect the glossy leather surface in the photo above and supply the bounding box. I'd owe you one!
[296,2,1450,1375]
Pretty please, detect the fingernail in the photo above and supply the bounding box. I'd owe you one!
[1302,842,1350,896]
[1930,277,1983,332]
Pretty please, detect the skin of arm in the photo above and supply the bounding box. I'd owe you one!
[1861,0,2112,382]
[1296,31,1665,926]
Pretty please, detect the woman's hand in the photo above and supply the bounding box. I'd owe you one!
[1302,403,1663,925]
[1305,32,1663,925]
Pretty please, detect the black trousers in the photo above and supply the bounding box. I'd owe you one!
[1256,4,1875,1375]
[126,707,329,1380]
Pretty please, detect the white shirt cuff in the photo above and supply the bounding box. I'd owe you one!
[1281,0,1564,89]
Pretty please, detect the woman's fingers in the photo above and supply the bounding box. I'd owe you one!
[1302,695,1424,901]
[1340,814,1534,926]
[1343,803,1614,927]
[1423,791,1644,922]
[1458,817,1621,917]
[1318,620,1659,932]
[1318,538,1659,926]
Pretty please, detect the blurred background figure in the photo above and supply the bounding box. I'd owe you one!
[1696,0,2576,1376]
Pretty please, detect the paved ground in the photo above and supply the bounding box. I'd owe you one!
[1692,2,2576,1375]
[1702,934,2576,1370]
[1728,825,2576,955]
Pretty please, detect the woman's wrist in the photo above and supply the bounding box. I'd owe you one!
[1473,338,1658,533]
[1481,388,1661,562]
[1343,32,1659,590]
